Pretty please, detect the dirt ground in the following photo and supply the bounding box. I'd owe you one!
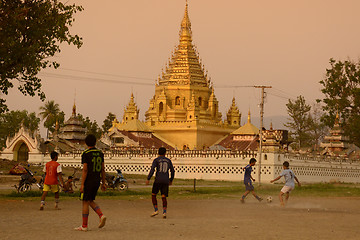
[1,196,360,240]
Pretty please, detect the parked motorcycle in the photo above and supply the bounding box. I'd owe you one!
[105,169,128,191]
[14,167,44,193]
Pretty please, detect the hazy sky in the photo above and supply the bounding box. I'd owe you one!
[5,0,360,135]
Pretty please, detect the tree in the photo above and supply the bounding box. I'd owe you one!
[308,103,328,150]
[284,96,313,149]
[0,0,83,113]
[318,58,360,146]
[39,100,63,138]
[102,112,116,133]
[0,110,40,149]
[78,114,102,139]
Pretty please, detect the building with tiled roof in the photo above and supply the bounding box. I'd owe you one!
[216,110,259,151]
[320,113,360,158]
[108,94,175,150]
[57,103,86,144]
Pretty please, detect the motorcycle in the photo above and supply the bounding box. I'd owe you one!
[105,169,128,191]
[14,166,44,193]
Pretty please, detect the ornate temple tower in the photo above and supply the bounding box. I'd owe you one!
[226,97,241,128]
[145,3,237,149]
[57,103,86,144]
[122,93,139,123]
[320,112,352,153]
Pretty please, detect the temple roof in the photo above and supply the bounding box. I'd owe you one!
[116,119,151,132]
[57,103,86,141]
[122,93,139,123]
[157,2,210,88]
[216,135,259,151]
[231,110,259,135]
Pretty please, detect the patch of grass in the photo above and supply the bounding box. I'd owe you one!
[293,183,360,197]
[1,182,360,201]
[5,190,43,198]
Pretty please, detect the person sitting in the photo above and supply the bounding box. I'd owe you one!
[62,176,74,193]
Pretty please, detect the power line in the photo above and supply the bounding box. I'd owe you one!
[59,67,155,82]
[215,85,255,89]
[38,72,154,86]
[267,92,294,101]
[272,87,297,99]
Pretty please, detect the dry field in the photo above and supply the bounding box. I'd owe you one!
[1,196,360,240]
[1,159,359,240]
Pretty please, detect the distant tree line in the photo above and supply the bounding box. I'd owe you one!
[0,100,117,150]
[285,58,360,150]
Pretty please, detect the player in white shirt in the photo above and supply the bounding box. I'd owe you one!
[270,161,301,206]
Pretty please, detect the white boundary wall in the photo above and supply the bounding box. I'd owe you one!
[28,151,360,183]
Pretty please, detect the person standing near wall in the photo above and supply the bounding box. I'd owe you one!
[146,147,175,219]
[40,151,64,210]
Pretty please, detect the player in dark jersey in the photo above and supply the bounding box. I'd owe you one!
[241,158,262,203]
[146,147,175,219]
[75,134,107,231]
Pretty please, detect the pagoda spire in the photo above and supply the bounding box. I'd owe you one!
[122,92,139,123]
[155,0,209,87]
[72,102,76,116]
[226,97,241,127]
[335,111,340,125]
[180,0,192,44]
[72,90,77,116]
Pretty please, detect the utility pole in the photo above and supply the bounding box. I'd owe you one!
[254,85,272,185]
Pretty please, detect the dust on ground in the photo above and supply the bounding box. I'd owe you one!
[1,196,359,240]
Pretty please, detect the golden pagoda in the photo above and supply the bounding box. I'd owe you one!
[145,2,239,150]
[226,97,241,127]
[122,93,139,124]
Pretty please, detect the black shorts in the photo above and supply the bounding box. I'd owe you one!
[83,182,100,201]
[152,182,169,197]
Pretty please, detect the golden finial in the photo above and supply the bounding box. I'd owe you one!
[247,109,251,123]
[55,120,59,132]
[72,89,77,116]
[335,111,340,125]
[72,102,76,116]
[180,0,192,42]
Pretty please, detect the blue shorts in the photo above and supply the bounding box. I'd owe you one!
[244,180,254,191]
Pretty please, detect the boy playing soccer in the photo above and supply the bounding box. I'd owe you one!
[40,151,64,210]
[75,134,107,231]
[241,158,262,203]
[270,161,301,206]
[146,147,175,219]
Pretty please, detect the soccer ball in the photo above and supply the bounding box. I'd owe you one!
[266,196,273,203]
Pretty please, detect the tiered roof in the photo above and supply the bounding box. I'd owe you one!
[122,93,139,123]
[157,2,211,88]
[216,110,259,151]
[231,110,259,135]
[57,104,86,143]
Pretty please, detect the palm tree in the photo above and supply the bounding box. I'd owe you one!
[39,100,61,139]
